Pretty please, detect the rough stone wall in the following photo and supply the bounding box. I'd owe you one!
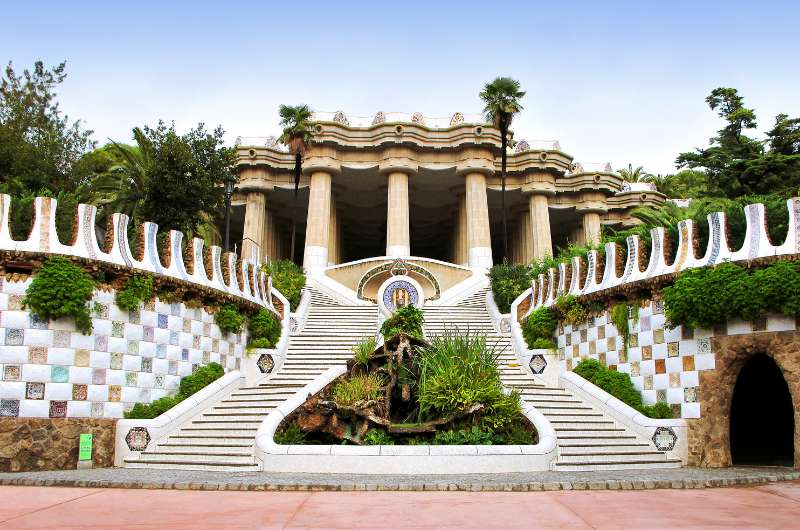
[686,330,800,469]
[0,418,115,472]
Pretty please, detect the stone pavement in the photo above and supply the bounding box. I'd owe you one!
[0,466,797,491]
[1,481,799,528]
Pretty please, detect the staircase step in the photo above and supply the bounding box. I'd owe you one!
[554,460,682,471]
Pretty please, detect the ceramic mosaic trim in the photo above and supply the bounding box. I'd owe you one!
[356,261,441,301]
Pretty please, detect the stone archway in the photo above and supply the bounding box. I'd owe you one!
[730,354,794,466]
[686,330,800,469]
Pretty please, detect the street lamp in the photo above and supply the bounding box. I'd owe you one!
[223,176,237,252]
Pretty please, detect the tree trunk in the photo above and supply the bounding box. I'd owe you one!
[290,153,301,263]
[501,119,508,263]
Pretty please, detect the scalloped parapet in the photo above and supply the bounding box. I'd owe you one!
[0,194,277,311]
[520,198,800,318]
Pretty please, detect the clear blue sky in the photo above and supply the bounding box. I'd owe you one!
[3,0,798,174]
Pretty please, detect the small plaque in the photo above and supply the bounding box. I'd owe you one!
[79,433,93,461]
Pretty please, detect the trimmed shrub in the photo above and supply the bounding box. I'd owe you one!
[248,308,281,348]
[528,337,557,350]
[23,256,95,334]
[363,428,395,445]
[521,307,557,349]
[115,274,154,312]
[574,359,672,419]
[488,262,533,313]
[124,362,224,419]
[380,305,424,338]
[214,303,245,334]
[264,260,306,311]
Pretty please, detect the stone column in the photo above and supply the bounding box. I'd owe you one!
[457,194,468,265]
[583,212,602,246]
[521,209,533,264]
[386,171,411,257]
[465,172,493,268]
[328,194,338,265]
[242,191,266,263]
[529,194,553,260]
[303,171,332,271]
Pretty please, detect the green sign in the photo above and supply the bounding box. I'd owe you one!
[79,434,93,461]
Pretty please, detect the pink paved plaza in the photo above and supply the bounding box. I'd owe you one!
[0,482,799,528]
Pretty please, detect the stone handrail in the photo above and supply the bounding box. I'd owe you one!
[0,194,278,311]
[515,198,800,320]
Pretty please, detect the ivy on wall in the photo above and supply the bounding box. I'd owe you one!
[23,257,96,334]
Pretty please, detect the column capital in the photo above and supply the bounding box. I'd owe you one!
[378,160,418,176]
[456,165,494,178]
[301,161,341,177]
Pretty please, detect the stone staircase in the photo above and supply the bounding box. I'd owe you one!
[423,288,681,472]
[124,288,378,471]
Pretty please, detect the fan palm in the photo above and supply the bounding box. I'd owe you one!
[90,128,151,224]
[278,104,313,263]
[617,164,653,183]
[480,77,525,261]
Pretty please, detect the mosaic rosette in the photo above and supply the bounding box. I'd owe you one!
[125,427,151,451]
[257,353,275,373]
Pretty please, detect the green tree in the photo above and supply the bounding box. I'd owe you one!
[88,131,150,226]
[676,87,800,197]
[646,170,707,199]
[278,104,313,263]
[480,77,526,261]
[617,164,653,183]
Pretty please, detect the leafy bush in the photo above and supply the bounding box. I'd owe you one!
[521,307,557,349]
[574,359,672,419]
[115,274,154,312]
[494,422,537,445]
[23,256,95,334]
[124,362,224,419]
[554,295,589,326]
[363,428,395,445]
[264,260,306,311]
[662,260,800,330]
[352,336,378,366]
[432,426,494,445]
[330,374,384,406]
[247,338,275,350]
[214,303,245,334]
[610,302,638,351]
[380,305,424,338]
[248,308,281,348]
[274,422,307,444]
[528,337,557,350]
[488,262,533,313]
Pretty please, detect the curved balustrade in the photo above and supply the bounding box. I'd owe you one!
[517,198,800,319]
[0,194,277,311]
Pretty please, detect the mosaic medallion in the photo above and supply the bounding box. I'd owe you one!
[125,427,151,451]
[411,112,425,125]
[514,139,530,153]
[372,111,385,125]
[652,426,677,451]
[449,112,464,126]
[333,110,349,126]
[257,354,275,373]
[382,280,419,312]
[499,317,512,333]
[529,354,547,374]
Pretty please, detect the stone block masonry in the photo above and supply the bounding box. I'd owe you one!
[0,418,115,472]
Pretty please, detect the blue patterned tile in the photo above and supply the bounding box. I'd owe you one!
[156,343,167,358]
[158,314,168,329]
[170,303,181,316]
[0,399,20,417]
[169,331,178,346]
[181,348,189,361]
[5,329,23,346]
[29,313,49,329]
[51,365,68,383]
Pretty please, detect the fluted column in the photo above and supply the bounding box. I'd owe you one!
[465,172,493,268]
[529,194,553,260]
[242,191,266,263]
[583,212,602,246]
[303,171,332,271]
[386,171,410,257]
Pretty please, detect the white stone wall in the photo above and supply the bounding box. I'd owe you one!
[557,300,797,419]
[0,277,246,419]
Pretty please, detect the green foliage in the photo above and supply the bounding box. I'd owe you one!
[23,257,95,334]
[352,336,378,366]
[247,338,275,350]
[263,260,306,311]
[488,262,533,313]
[495,422,537,445]
[676,87,800,198]
[114,274,154,312]
[274,422,307,444]
[528,337,557,350]
[610,302,635,351]
[278,104,314,149]
[574,359,672,419]
[554,295,589,326]
[482,390,523,430]
[521,307,557,349]
[362,428,395,445]
[479,77,525,132]
[380,305,424,339]
[124,362,224,419]
[248,309,281,348]
[214,303,245,335]
[662,261,800,330]
[432,426,495,445]
[330,374,385,406]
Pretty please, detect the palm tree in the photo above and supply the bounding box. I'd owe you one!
[617,164,654,183]
[90,128,152,223]
[480,77,525,261]
[278,104,313,263]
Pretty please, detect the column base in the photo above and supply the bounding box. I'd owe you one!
[386,245,411,258]
[303,245,329,276]
[469,246,493,268]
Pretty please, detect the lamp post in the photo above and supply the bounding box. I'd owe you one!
[223,177,237,252]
